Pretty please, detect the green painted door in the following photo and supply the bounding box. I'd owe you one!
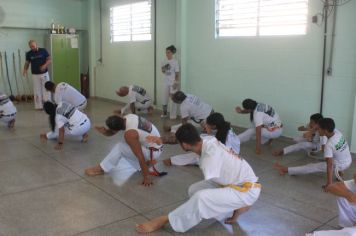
[51,34,80,90]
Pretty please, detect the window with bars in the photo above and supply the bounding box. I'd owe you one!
[110,1,152,42]
[215,0,308,37]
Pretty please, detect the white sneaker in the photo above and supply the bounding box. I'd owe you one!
[161,114,168,118]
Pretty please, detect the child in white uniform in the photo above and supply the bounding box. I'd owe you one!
[161,45,179,119]
[115,85,153,115]
[166,112,240,166]
[273,113,326,157]
[45,81,87,111]
[85,114,163,186]
[136,124,261,233]
[0,92,16,128]
[168,91,213,134]
[40,101,91,150]
[305,173,356,236]
[236,98,283,155]
[274,118,352,188]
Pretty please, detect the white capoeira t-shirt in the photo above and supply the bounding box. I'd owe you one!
[54,82,86,108]
[121,85,152,114]
[200,136,258,185]
[124,114,161,149]
[180,94,213,123]
[253,103,282,129]
[55,102,87,129]
[324,129,352,168]
[161,58,179,85]
[127,85,151,105]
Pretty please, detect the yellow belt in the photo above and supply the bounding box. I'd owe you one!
[222,182,261,192]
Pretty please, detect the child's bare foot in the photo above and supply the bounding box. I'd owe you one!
[85,165,104,176]
[225,206,251,224]
[273,149,284,156]
[163,158,172,166]
[8,119,15,128]
[82,133,89,143]
[40,133,48,142]
[147,106,154,114]
[163,125,171,132]
[136,216,169,233]
[273,162,288,176]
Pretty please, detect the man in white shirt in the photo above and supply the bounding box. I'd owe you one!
[45,81,87,111]
[274,118,352,189]
[305,173,356,236]
[166,91,213,135]
[136,124,261,233]
[84,114,163,186]
[115,85,153,115]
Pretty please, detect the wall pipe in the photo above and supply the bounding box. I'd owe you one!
[320,2,328,114]
[153,0,157,105]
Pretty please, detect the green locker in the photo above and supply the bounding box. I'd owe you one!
[48,34,80,90]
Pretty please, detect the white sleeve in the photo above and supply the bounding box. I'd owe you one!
[226,131,241,154]
[127,90,136,104]
[253,111,264,127]
[54,91,62,104]
[324,143,334,158]
[201,156,221,180]
[344,179,356,193]
[55,115,67,129]
[180,103,190,119]
[320,136,328,146]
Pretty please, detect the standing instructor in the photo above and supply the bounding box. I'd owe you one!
[23,40,51,109]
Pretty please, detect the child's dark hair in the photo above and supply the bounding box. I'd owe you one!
[172,91,187,103]
[44,81,55,91]
[166,45,177,54]
[106,115,126,131]
[318,118,335,133]
[242,98,258,122]
[43,101,57,131]
[310,113,323,123]
[175,124,201,145]
[206,112,231,144]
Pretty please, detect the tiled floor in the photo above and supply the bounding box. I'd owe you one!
[0,99,355,236]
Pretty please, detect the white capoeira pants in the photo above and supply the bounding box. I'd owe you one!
[168,179,261,233]
[284,141,318,155]
[135,100,152,111]
[306,226,356,236]
[46,118,91,139]
[288,161,351,178]
[171,152,199,166]
[0,113,16,124]
[337,196,356,228]
[100,141,162,172]
[76,100,87,111]
[171,120,204,134]
[237,127,283,144]
[162,82,178,119]
[32,72,50,109]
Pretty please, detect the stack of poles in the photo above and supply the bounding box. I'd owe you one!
[0,50,33,102]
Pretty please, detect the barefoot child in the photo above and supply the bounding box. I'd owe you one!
[136,124,261,233]
[274,118,352,189]
[0,92,16,128]
[236,98,283,155]
[273,113,326,157]
[84,114,164,186]
[40,101,91,150]
[115,85,153,115]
